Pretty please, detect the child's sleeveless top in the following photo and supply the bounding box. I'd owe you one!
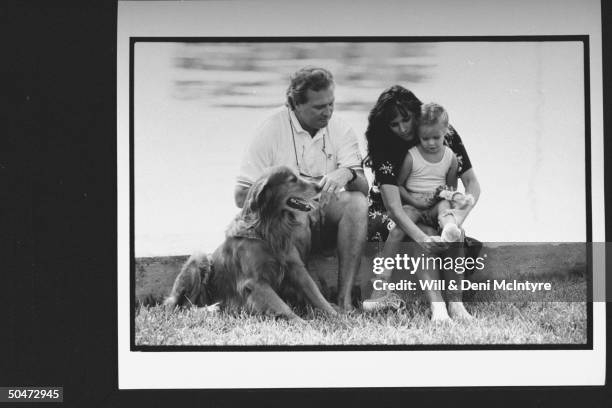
[404,146,453,193]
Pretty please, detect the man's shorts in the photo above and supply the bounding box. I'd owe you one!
[308,205,337,255]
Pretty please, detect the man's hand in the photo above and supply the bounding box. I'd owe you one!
[317,168,352,206]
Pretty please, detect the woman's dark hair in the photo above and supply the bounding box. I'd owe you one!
[363,85,423,168]
[286,66,334,109]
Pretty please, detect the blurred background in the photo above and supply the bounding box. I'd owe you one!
[133,41,586,257]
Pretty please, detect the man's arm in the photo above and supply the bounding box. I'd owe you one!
[345,168,368,196]
[333,122,368,195]
[234,111,281,208]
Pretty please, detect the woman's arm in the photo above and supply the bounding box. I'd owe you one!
[380,184,447,253]
[445,125,481,221]
[460,168,481,204]
[397,153,412,187]
[446,153,458,190]
[442,168,481,227]
[397,154,425,209]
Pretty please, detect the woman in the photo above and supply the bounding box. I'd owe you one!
[363,85,481,321]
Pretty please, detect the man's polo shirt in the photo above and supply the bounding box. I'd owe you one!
[237,106,363,188]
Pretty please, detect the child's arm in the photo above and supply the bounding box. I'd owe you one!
[446,153,459,190]
[399,186,428,209]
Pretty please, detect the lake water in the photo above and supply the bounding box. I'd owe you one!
[133,41,586,256]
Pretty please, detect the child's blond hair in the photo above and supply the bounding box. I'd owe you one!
[419,102,449,128]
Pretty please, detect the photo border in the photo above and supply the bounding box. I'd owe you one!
[129,35,593,352]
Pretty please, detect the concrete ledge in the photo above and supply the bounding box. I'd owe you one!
[134,243,587,307]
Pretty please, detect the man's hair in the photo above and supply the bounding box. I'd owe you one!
[419,102,449,128]
[286,66,334,109]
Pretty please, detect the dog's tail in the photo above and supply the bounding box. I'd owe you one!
[164,252,213,309]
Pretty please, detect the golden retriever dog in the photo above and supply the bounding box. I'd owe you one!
[164,166,338,321]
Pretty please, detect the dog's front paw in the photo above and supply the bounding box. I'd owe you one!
[203,302,221,313]
[330,303,344,314]
[337,302,356,313]
[448,302,474,321]
[430,302,451,322]
[163,295,179,309]
[289,315,307,324]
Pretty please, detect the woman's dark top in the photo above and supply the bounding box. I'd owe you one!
[367,125,473,242]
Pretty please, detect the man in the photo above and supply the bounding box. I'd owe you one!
[234,67,369,311]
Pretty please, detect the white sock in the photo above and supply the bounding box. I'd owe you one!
[441,223,462,242]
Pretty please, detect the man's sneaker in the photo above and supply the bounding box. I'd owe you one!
[362,291,405,312]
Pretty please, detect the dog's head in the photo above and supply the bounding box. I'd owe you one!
[243,166,321,219]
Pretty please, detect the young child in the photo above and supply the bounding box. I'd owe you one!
[396,102,474,242]
[362,103,475,315]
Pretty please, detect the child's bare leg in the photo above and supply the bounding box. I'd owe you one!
[416,263,450,321]
[436,200,462,242]
[418,266,450,321]
[437,188,475,228]
[445,207,471,228]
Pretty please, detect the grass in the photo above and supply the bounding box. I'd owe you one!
[134,244,589,346]
[135,297,587,346]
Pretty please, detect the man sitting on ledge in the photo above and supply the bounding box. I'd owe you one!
[234,66,369,311]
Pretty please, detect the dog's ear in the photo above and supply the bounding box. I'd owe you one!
[244,176,270,215]
[254,177,272,213]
